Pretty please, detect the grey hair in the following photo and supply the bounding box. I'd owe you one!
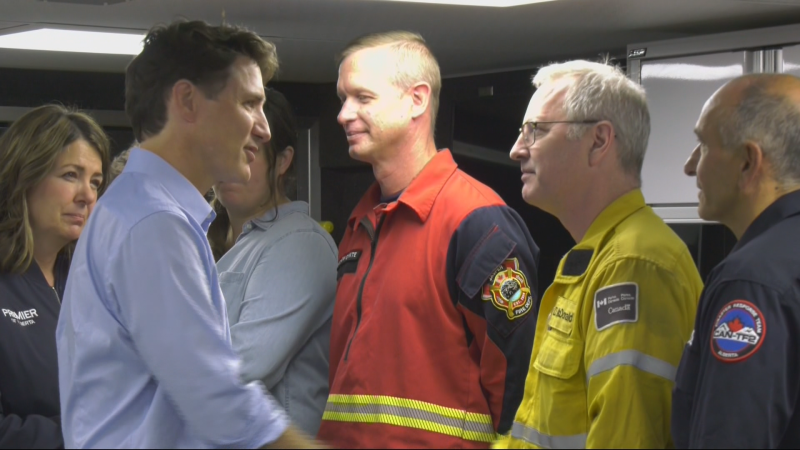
[532,59,651,183]
[719,78,800,187]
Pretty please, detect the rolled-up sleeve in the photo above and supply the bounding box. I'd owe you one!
[231,231,336,389]
[110,211,289,449]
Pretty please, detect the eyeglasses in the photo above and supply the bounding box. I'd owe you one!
[518,120,601,147]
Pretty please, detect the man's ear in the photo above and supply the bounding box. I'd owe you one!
[277,146,294,176]
[410,82,431,119]
[588,121,615,168]
[170,80,200,124]
[739,140,766,192]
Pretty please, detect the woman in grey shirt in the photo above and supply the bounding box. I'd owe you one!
[208,89,337,436]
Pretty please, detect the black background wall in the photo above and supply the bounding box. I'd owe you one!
[0,67,333,157]
[441,69,577,289]
[0,66,735,288]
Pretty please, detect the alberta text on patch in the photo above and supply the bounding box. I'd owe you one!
[710,300,766,363]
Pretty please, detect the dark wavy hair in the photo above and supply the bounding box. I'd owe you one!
[125,19,279,142]
[208,88,298,261]
[0,105,110,273]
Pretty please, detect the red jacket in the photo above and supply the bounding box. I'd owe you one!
[317,150,540,448]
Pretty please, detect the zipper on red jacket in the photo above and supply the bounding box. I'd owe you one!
[344,213,386,362]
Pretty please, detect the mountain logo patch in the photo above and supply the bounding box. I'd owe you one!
[711,300,765,363]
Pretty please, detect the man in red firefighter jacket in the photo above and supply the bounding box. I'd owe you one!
[316,31,541,449]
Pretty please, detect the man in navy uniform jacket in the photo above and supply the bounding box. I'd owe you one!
[673,73,800,449]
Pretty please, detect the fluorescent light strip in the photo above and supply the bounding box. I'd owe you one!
[642,63,744,81]
[0,28,144,55]
[374,0,558,6]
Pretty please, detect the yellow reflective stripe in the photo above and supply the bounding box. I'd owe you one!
[586,350,677,383]
[322,394,497,443]
[326,394,493,422]
[511,422,587,449]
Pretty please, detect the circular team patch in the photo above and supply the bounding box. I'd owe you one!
[710,300,766,363]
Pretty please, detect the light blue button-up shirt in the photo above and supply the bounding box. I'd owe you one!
[56,148,289,449]
[217,201,337,436]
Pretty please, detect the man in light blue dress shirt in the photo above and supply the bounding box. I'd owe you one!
[56,20,317,449]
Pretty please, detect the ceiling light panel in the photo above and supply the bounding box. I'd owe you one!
[39,0,129,4]
[0,28,144,55]
[373,0,558,6]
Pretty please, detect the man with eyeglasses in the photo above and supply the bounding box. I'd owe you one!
[494,60,703,449]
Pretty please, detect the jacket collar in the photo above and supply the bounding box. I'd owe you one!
[580,189,647,247]
[733,189,800,252]
[554,189,647,284]
[24,251,70,298]
[348,149,458,230]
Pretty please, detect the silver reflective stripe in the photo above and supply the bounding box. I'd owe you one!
[586,349,677,382]
[511,422,587,449]
[324,402,494,435]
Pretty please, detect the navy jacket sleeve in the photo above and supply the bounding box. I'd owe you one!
[446,205,540,434]
[674,280,800,448]
[0,398,62,449]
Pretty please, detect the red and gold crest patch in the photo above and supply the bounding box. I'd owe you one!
[481,258,533,320]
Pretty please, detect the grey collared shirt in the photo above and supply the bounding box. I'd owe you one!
[216,201,337,436]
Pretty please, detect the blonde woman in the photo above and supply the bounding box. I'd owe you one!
[0,105,109,449]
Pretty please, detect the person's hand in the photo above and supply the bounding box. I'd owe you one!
[261,425,328,449]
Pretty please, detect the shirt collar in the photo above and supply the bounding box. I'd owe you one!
[733,188,800,252]
[251,201,310,230]
[579,189,647,247]
[347,149,458,229]
[553,189,647,284]
[24,251,69,294]
[124,148,214,229]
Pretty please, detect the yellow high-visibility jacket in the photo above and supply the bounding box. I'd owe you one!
[495,190,703,449]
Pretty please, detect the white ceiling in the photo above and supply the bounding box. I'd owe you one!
[1,0,800,82]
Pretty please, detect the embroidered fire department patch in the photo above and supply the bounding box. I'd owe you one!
[481,258,533,320]
[711,300,766,363]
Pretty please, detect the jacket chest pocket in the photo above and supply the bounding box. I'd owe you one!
[534,330,583,380]
[533,322,586,420]
[536,294,583,375]
[547,295,578,337]
[533,296,586,414]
